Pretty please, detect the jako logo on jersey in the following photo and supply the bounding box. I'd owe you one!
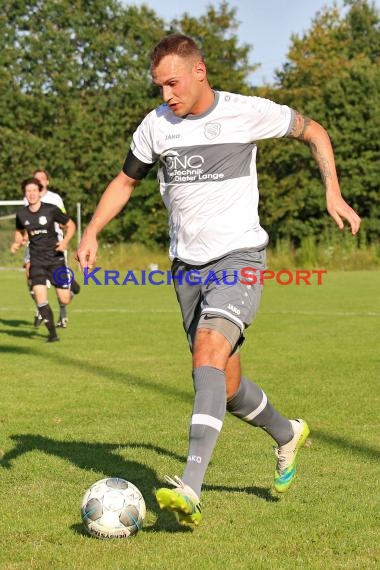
[188,455,202,464]
[228,303,241,315]
[38,216,47,225]
[204,122,221,140]
[165,133,181,140]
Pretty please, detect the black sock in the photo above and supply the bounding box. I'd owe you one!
[38,302,57,338]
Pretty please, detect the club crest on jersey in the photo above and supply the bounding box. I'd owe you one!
[38,216,47,225]
[204,122,221,140]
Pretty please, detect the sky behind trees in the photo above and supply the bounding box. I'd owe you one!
[125,0,379,84]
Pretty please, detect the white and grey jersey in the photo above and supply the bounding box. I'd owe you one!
[129,90,293,265]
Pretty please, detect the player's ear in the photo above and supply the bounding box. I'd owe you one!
[193,60,207,81]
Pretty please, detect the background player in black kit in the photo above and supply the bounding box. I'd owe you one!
[11,177,77,342]
[23,169,81,328]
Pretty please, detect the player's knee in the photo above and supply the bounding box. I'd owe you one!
[57,291,71,305]
[193,315,242,369]
[198,314,241,349]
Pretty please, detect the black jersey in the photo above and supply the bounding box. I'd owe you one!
[16,202,70,265]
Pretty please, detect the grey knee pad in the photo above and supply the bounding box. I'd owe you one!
[197,314,243,352]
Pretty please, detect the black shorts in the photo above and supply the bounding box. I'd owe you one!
[29,260,71,289]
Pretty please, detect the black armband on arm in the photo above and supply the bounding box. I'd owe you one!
[122,149,155,180]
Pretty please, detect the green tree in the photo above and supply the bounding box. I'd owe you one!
[169,1,258,93]
[256,0,380,245]
[4,1,377,250]
[0,0,165,216]
[0,1,256,249]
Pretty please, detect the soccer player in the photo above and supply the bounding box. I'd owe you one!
[76,34,361,525]
[12,177,77,342]
[24,169,80,328]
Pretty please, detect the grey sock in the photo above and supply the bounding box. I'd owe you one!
[227,377,293,445]
[182,366,226,498]
[59,303,67,320]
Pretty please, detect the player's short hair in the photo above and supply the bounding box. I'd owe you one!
[33,168,50,179]
[21,177,43,194]
[150,34,204,69]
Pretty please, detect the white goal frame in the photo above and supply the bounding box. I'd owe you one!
[0,200,24,205]
[0,200,82,244]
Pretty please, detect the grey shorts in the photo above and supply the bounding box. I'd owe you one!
[171,248,266,351]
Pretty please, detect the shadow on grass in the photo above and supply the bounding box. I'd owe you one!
[71,509,192,536]
[118,443,278,503]
[0,344,37,353]
[204,483,278,502]
[2,343,379,465]
[0,318,31,327]
[1,435,165,520]
[70,513,192,536]
[0,341,193,404]
[313,429,380,461]
[0,315,43,341]
[0,326,39,339]
[1,435,277,534]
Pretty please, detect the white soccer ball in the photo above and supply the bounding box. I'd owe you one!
[81,477,146,539]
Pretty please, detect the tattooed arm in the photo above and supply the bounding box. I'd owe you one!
[287,111,361,235]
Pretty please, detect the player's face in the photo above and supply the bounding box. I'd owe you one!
[34,171,49,190]
[24,183,42,205]
[151,54,208,117]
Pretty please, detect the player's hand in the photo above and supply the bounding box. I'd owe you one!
[75,231,98,271]
[326,193,361,235]
[10,242,20,254]
[55,240,67,252]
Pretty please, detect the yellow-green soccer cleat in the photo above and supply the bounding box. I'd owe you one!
[274,419,310,493]
[156,475,202,526]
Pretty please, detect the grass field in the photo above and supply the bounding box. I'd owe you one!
[0,268,379,569]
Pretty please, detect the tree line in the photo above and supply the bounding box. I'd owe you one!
[0,0,379,248]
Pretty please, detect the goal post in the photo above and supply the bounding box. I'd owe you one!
[0,200,82,243]
[0,200,24,207]
[76,202,82,245]
[0,200,82,267]
[0,200,24,267]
